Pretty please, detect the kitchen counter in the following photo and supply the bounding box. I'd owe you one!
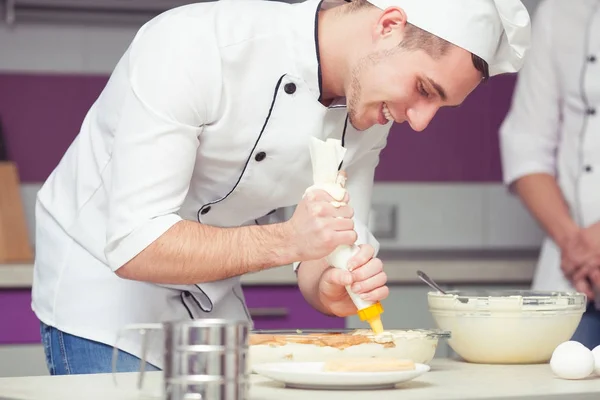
[0,251,538,288]
[0,359,597,400]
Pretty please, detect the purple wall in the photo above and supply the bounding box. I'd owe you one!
[0,72,517,183]
[378,74,516,182]
[0,73,107,183]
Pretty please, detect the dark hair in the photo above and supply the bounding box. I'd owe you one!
[344,0,490,81]
[471,53,490,81]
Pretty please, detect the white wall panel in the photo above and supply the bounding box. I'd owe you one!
[0,21,136,73]
[372,183,486,250]
[80,27,137,74]
[0,23,86,73]
[482,184,545,249]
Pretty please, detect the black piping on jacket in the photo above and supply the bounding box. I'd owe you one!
[196,74,286,221]
[187,75,287,318]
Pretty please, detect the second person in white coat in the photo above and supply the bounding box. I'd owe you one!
[500,0,600,349]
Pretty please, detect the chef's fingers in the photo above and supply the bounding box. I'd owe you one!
[346,244,375,271]
[332,204,354,219]
[321,267,353,287]
[573,278,594,300]
[560,256,579,279]
[566,245,595,267]
[306,201,353,219]
[571,261,596,283]
[574,257,600,280]
[357,285,389,303]
[581,256,600,287]
[330,216,355,232]
[571,265,588,283]
[349,253,382,280]
[351,268,387,295]
[589,268,600,291]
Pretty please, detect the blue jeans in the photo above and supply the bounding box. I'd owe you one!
[40,322,161,375]
[571,303,600,349]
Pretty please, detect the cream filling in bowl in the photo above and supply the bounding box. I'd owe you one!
[427,290,587,364]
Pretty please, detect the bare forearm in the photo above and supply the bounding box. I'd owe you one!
[513,173,579,247]
[297,259,335,316]
[116,220,296,284]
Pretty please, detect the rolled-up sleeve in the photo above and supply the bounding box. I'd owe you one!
[104,16,220,271]
[499,0,559,188]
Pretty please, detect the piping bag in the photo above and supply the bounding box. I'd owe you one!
[305,137,384,334]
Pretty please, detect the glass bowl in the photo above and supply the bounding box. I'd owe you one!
[248,328,450,369]
[427,290,587,364]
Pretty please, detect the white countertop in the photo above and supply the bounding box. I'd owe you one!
[0,359,597,400]
[0,251,539,288]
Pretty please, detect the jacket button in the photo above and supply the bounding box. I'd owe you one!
[588,55,596,63]
[284,83,296,94]
[585,165,593,173]
[255,151,266,161]
[587,107,596,116]
[200,206,211,215]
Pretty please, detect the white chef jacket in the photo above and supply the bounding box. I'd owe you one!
[31,0,390,368]
[499,0,600,292]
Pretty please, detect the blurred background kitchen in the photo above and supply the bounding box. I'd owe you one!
[0,0,544,377]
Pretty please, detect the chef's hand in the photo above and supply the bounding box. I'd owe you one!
[561,223,600,281]
[571,261,600,301]
[561,222,600,300]
[317,244,389,317]
[285,189,357,262]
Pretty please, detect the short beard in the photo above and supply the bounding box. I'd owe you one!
[346,48,397,131]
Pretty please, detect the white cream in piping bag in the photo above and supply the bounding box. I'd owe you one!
[305,137,384,334]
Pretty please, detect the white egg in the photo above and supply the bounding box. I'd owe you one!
[592,345,600,376]
[549,341,595,380]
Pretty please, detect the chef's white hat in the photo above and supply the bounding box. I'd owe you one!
[365,0,531,76]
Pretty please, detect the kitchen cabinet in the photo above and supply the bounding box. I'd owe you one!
[0,289,47,377]
[0,289,39,345]
[241,285,345,331]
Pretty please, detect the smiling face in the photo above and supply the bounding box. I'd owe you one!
[344,9,484,132]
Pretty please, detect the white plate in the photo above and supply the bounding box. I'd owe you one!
[253,361,430,390]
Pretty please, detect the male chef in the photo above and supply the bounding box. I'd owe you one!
[500,0,600,349]
[32,0,530,374]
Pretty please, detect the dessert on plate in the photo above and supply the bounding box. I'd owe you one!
[248,328,450,366]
